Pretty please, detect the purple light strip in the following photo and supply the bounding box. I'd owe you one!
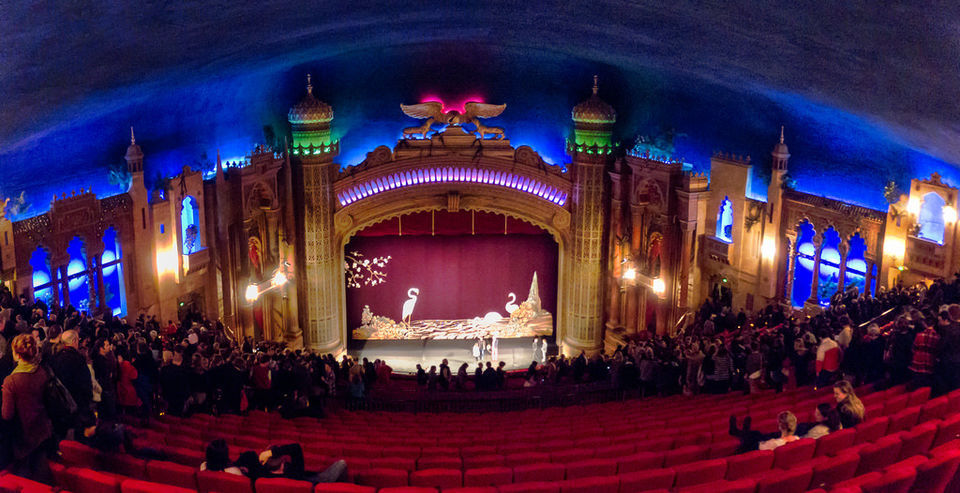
[337,167,568,207]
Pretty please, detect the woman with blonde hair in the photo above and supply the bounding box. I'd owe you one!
[833,380,865,428]
[2,334,54,482]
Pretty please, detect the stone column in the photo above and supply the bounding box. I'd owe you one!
[50,263,61,307]
[806,235,824,306]
[784,237,797,305]
[59,265,70,307]
[624,284,639,333]
[564,155,607,353]
[865,259,874,295]
[300,154,342,353]
[677,223,694,322]
[837,243,848,294]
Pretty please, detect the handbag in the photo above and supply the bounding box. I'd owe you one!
[42,367,78,429]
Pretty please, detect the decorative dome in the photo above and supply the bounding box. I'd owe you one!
[572,75,616,124]
[288,74,333,124]
[772,126,790,158]
[125,127,143,160]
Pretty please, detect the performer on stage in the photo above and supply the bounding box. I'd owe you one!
[540,338,548,364]
[491,335,499,362]
[532,337,542,364]
[472,341,481,363]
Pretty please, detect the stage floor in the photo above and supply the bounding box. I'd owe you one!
[347,337,549,374]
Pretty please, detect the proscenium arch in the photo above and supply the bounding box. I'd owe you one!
[333,182,572,354]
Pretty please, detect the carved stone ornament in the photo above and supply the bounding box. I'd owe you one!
[401,101,506,140]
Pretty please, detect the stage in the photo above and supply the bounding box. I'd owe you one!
[347,337,550,374]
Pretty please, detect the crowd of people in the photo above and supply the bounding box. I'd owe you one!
[1,270,959,486]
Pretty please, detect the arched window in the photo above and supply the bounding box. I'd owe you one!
[716,197,734,243]
[844,233,868,295]
[918,192,946,244]
[791,221,816,307]
[30,246,53,306]
[817,227,841,306]
[102,227,127,316]
[181,196,201,254]
[66,236,91,312]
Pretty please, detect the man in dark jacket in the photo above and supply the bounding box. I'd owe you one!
[91,338,118,420]
[49,330,94,434]
[159,349,192,416]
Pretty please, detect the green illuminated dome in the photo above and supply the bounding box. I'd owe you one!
[572,76,616,124]
[288,74,333,125]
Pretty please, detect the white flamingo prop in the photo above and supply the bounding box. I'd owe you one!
[401,288,420,325]
[505,292,519,314]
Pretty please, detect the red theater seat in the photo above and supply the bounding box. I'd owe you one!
[724,450,773,480]
[145,460,197,490]
[707,439,740,459]
[857,435,904,474]
[594,444,634,459]
[755,465,812,493]
[356,468,409,488]
[60,440,101,468]
[813,428,856,457]
[860,466,917,493]
[409,468,463,489]
[616,468,675,493]
[512,463,565,483]
[854,417,890,444]
[497,481,561,493]
[559,476,619,493]
[888,407,922,433]
[564,458,617,479]
[920,396,949,422]
[105,454,147,479]
[906,387,931,407]
[663,445,707,467]
[550,450,594,464]
[934,414,960,447]
[464,467,513,487]
[884,394,910,415]
[465,455,506,469]
[899,421,939,459]
[445,488,498,493]
[120,479,197,493]
[507,453,550,466]
[417,456,462,470]
[314,483,377,493]
[378,488,437,493]
[676,478,757,493]
[372,457,417,472]
[616,452,664,473]
[256,477,314,493]
[671,458,727,488]
[66,467,123,493]
[196,470,254,493]
[910,450,960,493]
[808,452,860,490]
[772,438,816,468]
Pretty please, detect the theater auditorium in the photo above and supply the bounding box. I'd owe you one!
[1,3,960,493]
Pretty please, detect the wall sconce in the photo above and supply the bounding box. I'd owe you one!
[245,284,260,303]
[622,267,636,281]
[760,237,777,260]
[652,278,666,296]
[943,205,957,224]
[884,236,906,260]
[272,270,288,287]
[907,197,921,215]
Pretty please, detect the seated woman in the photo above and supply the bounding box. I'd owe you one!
[833,380,865,428]
[803,403,842,439]
[758,411,800,450]
[202,439,348,484]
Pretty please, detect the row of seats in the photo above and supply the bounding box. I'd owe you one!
[54,392,960,492]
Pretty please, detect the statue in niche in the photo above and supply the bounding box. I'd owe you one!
[401,101,506,139]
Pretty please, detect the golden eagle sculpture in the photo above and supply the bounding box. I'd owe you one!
[400,101,506,139]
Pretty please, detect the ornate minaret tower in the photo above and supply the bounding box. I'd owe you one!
[124,127,155,312]
[288,74,342,353]
[564,76,616,355]
[763,126,790,301]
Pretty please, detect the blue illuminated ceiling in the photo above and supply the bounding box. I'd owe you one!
[1,2,958,218]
